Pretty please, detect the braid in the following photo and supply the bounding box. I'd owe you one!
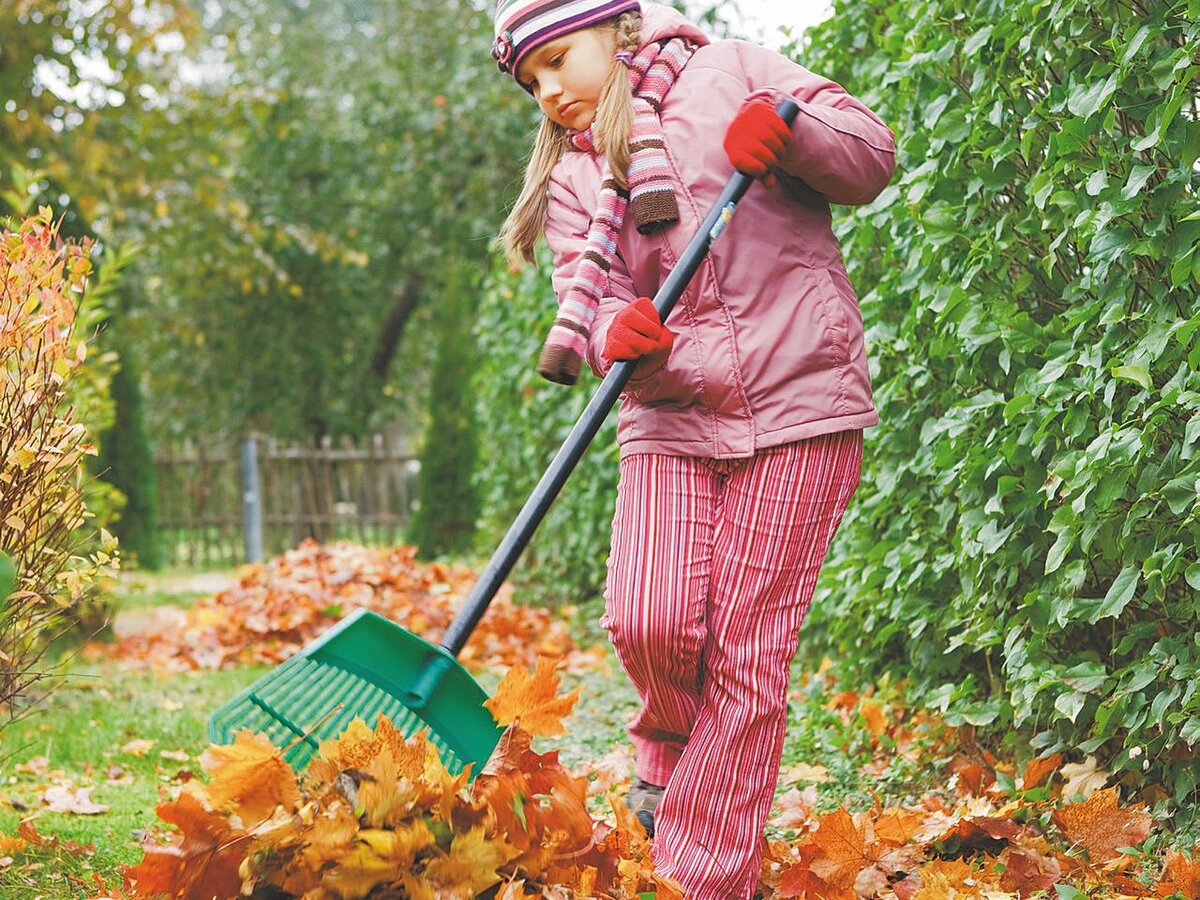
[593,10,642,188]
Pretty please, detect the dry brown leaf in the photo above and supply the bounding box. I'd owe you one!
[875,808,926,845]
[808,808,872,891]
[860,698,887,736]
[1000,845,1063,896]
[1020,752,1063,790]
[782,761,832,783]
[124,791,249,900]
[1156,850,1200,897]
[120,738,155,757]
[774,785,818,829]
[1052,787,1152,863]
[484,657,580,737]
[41,784,108,815]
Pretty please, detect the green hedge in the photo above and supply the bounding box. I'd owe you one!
[795,0,1200,810]
[473,252,617,622]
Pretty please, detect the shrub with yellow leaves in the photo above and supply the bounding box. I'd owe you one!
[0,208,119,719]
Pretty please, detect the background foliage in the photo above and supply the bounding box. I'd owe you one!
[791,0,1200,813]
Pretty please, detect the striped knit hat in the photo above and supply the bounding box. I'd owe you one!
[492,0,641,82]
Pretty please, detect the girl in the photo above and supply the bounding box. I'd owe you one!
[491,2,895,897]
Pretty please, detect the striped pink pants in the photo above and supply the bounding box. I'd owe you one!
[601,430,863,899]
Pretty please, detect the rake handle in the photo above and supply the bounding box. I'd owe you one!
[407,99,801,708]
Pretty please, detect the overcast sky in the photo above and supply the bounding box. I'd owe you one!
[727,0,834,48]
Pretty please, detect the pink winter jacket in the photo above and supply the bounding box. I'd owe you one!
[543,3,896,459]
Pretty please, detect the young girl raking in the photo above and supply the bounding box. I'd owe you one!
[490,2,896,896]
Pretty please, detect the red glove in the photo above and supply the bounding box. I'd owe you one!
[602,297,674,365]
[723,99,792,178]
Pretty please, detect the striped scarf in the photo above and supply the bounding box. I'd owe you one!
[537,36,697,386]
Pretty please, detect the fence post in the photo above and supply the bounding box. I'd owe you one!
[241,435,264,564]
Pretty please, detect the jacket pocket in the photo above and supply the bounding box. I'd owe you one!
[814,267,852,367]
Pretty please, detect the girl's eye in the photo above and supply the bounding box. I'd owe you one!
[549,54,564,68]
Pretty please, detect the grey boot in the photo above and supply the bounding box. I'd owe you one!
[627,777,665,837]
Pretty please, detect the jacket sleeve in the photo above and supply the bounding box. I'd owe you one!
[735,41,896,206]
[544,166,640,380]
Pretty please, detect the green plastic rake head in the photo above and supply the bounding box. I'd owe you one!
[207,99,800,778]
[209,608,504,775]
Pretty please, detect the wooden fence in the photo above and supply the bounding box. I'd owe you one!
[154,433,419,568]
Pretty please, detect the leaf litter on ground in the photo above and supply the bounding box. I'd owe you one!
[87,539,605,677]
[52,657,1196,899]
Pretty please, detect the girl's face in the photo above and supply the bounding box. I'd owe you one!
[515,26,616,131]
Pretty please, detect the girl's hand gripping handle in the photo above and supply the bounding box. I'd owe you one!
[724,98,795,186]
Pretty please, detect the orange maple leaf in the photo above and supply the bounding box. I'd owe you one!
[198,729,301,825]
[808,808,874,891]
[875,808,926,845]
[124,791,249,900]
[484,656,581,737]
[1052,787,1153,862]
[1021,752,1063,790]
[1157,850,1200,897]
[860,698,887,736]
[999,845,1063,896]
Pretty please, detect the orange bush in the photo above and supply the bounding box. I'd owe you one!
[0,208,118,717]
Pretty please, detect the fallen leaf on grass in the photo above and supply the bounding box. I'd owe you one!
[773,785,818,829]
[159,749,189,762]
[1020,752,1063,790]
[41,784,108,815]
[15,756,49,776]
[121,738,155,757]
[781,761,831,783]
[1157,849,1200,897]
[1052,786,1152,863]
[125,791,248,900]
[999,845,1063,896]
[105,765,135,786]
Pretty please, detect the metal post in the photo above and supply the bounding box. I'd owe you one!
[241,436,264,564]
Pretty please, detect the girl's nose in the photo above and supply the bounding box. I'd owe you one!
[539,76,562,101]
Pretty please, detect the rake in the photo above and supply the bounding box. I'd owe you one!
[209,99,801,777]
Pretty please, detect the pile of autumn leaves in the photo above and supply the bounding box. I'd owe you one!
[107,660,675,899]
[97,540,601,675]
[100,659,1200,900]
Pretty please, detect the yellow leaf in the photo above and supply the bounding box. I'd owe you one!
[484,657,580,737]
[199,730,301,825]
[322,823,435,898]
[422,826,519,898]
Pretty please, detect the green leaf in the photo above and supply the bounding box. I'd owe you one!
[1120,165,1156,200]
[1067,72,1118,119]
[1054,691,1087,724]
[1055,884,1090,900]
[1186,563,1200,591]
[1091,566,1139,623]
[1111,365,1152,391]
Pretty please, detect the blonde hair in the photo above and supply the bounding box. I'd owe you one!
[499,10,643,267]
